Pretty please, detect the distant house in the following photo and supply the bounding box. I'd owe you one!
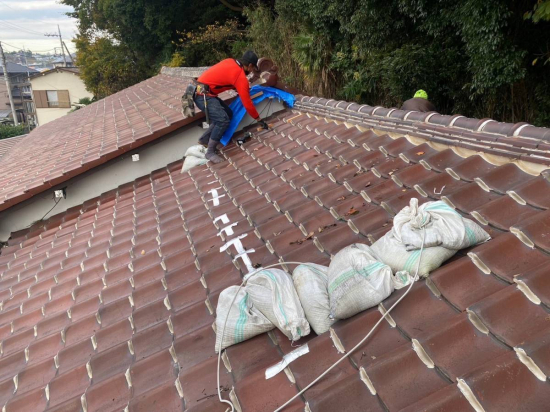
[52,54,76,68]
[0,62,38,125]
[30,67,93,126]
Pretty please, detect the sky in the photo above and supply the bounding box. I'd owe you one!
[0,0,78,55]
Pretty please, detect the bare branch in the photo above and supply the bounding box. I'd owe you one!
[219,0,243,12]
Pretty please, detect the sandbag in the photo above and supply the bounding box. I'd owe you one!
[214,286,274,352]
[327,244,394,320]
[372,229,457,277]
[246,269,310,341]
[181,156,208,172]
[185,144,207,158]
[293,263,335,335]
[397,200,489,250]
[372,199,490,277]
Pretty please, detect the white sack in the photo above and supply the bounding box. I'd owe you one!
[293,263,335,335]
[246,269,310,341]
[185,144,207,158]
[372,231,456,277]
[181,156,208,173]
[327,244,394,320]
[372,199,490,277]
[214,286,274,352]
[396,199,489,250]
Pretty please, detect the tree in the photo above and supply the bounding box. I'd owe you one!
[75,36,152,99]
[246,0,550,125]
[61,0,257,96]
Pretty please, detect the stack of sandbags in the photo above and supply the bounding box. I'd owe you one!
[215,199,491,350]
[372,198,490,276]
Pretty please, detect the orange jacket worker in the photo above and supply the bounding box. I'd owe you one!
[194,51,268,163]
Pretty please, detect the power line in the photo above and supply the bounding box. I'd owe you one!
[0,19,46,36]
[0,1,55,26]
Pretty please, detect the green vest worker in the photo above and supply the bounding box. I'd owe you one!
[401,89,437,113]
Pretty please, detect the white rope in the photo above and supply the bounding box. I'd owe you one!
[217,229,427,412]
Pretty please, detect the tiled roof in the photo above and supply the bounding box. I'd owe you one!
[0,103,549,411]
[0,135,26,159]
[0,62,38,75]
[0,72,233,212]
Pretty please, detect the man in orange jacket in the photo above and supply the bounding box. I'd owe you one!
[194,51,268,163]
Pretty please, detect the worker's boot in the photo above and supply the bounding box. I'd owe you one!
[205,139,224,164]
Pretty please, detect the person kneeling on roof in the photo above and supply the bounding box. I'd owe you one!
[401,89,437,113]
[194,51,269,164]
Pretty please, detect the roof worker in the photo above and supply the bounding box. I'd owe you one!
[193,50,269,164]
[401,89,437,113]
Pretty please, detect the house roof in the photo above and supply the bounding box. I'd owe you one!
[29,67,81,79]
[0,71,235,212]
[0,135,26,159]
[0,62,38,75]
[0,99,549,411]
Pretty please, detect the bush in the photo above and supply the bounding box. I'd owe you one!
[0,125,26,139]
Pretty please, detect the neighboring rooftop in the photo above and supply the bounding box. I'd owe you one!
[0,135,26,160]
[0,62,38,75]
[29,67,81,79]
[0,98,549,411]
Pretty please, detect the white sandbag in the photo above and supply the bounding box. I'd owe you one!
[215,286,274,352]
[397,199,489,250]
[293,263,335,335]
[372,230,456,277]
[327,244,394,320]
[373,199,490,277]
[181,156,208,172]
[246,269,310,341]
[185,144,206,158]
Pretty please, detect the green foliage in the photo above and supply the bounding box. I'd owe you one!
[246,0,550,126]
[525,0,550,22]
[62,0,253,96]
[69,97,95,113]
[169,20,248,67]
[75,36,153,99]
[0,125,26,140]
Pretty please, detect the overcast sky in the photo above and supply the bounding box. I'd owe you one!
[0,0,78,55]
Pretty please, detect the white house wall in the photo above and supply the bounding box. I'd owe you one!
[31,71,94,126]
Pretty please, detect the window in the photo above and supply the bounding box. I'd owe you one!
[24,102,35,114]
[46,91,59,107]
[34,90,71,108]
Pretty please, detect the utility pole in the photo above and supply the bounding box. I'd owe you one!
[62,41,73,67]
[45,26,67,67]
[58,25,66,67]
[0,41,19,126]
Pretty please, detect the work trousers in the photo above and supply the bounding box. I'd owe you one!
[193,95,233,143]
